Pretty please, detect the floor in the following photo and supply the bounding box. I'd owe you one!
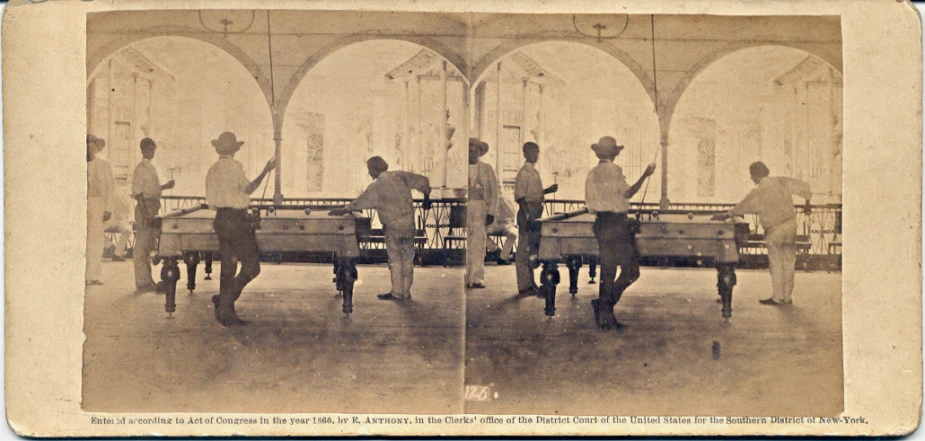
[82,261,466,414]
[464,264,844,416]
[83,259,843,417]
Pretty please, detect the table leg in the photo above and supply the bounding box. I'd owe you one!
[716,263,737,320]
[335,257,357,314]
[161,257,181,317]
[540,261,561,317]
[588,256,597,284]
[565,255,582,296]
[203,252,213,280]
[183,252,200,294]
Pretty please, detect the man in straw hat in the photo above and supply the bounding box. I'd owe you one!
[205,131,276,327]
[330,156,432,301]
[712,161,811,306]
[132,138,175,293]
[514,142,558,296]
[466,138,500,289]
[86,134,115,286]
[586,136,655,330]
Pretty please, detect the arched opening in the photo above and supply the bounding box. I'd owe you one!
[471,41,660,202]
[281,40,469,198]
[87,36,274,198]
[669,46,843,204]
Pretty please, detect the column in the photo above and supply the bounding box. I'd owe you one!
[439,60,449,196]
[495,62,503,187]
[415,76,422,173]
[659,129,669,210]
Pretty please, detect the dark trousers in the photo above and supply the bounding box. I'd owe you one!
[213,209,261,311]
[593,212,640,308]
[515,203,544,291]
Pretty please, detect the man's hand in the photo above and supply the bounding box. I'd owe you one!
[545,183,559,193]
[328,208,350,216]
[164,180,176,190]
[103,211,112,222]
[643,163,657,177]
[422,195,433,211]
[485,214,495,226]
[711,213,730,221]
[263,157,278,174]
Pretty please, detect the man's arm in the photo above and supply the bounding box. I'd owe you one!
[245,158,277,195]
[712,187,761,220]
[623,164,656,199]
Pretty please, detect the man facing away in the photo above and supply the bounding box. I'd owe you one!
[131,138,174,293]
[585,136,655,331]
[86,134,114,286]
[514,142,558,296]
[205,131,276,326]
[466,138,500,289]
[712,161,811,306]
[330,157,432,301]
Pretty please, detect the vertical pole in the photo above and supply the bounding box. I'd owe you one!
[403,79,410,170]
[273,118,282,205]
[827,68,836,201]
[439,60,449,196]
[107,60,114,159]
[659,131,669,210]
[495,62,503,188]
[520,79,528,145]
[799,82,813,182]
[537,84,544,146]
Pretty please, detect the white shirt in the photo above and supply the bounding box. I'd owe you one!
[729,176,812,229]
[468,161,500,216]
[348,171,431,225]
[514,162,544,203]
[131,158,161,200]
[585,160,631,214]
[206,156,251,209]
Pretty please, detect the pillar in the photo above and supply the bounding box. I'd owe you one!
[495,62,503,187]
[415,76,422,173]
[438,60,449,197]
[273,113,283,205]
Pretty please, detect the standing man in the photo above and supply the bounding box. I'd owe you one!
[712,162,811,306]
[486,194,518,265]
[514,142,558,296]
[206,132,276,326]
[466,138,500,289]
[131,138,175,293]
[330,157,432,301]
[585,136,655,330]
[86,134,114,286]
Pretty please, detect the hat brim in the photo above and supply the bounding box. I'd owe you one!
[592,143,624,154]
[469,142,489,156]
[212,140,245,152]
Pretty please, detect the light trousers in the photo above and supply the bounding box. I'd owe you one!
[466,200,488,285]
[766,218,797,303]
[486,222,517,261]
[86,197,105,282]
[385,215,416,298]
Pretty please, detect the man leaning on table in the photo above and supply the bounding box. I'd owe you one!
[712,161,811,306]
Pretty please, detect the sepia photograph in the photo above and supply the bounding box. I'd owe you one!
[461,14,844,417]
[3,0,921,437]
[83,9,469,414]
